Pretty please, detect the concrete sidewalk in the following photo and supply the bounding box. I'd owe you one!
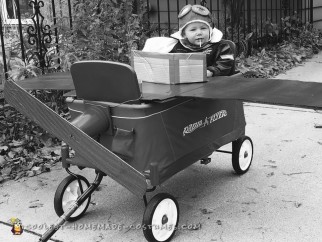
[275,53,322,82]
[1,52,322,242]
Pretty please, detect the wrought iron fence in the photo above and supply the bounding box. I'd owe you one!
[0,0,73,84]
[147,0,314,42]
[0,0,315,85]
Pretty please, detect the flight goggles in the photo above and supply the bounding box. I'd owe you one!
[178,4,211,19]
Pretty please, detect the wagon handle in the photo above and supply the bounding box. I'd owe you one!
[39,172,104,242]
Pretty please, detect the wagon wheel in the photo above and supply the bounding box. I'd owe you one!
[142,193,179,242]
[54,175,91,221]
[232,136,253,174]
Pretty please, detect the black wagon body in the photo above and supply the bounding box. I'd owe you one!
[65,96,246,186]
[4,60,257,242]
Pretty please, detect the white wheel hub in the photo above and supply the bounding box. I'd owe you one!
[62,180,89,217]
[239,139,253,171]
[151,198,178,241]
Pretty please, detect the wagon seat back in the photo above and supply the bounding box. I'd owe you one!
[71,60,141,104]
[220,39,238,76]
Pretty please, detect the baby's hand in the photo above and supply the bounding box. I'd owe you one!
[207,70,213,77]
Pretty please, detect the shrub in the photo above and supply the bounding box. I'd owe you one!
[50,0,150,70]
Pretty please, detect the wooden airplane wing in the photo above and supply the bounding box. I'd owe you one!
[4,79,147,197]
[142,75,322,110]
[16,72,322,110]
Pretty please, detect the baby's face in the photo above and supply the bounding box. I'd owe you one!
[182,22,210,46]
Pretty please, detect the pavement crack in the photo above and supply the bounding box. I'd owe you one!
[282,200,302,208]
[267,160,276,164]
[247,187,260,193]
[219,229,224,242]
[263,165,278,169]
[282,139,293,142]
[242,201,257,205]
[283,172,313,176]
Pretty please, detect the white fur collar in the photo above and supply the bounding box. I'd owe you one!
[171,24,223,43]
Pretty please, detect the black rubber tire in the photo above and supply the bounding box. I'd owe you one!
[142,193,179,242]
[232,136,253,174]
[54,175,91,221]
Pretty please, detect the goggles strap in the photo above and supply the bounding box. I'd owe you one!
[178,4,210,19]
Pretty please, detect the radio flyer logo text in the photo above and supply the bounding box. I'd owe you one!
[183,110,227,136]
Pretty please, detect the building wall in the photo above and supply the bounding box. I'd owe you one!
[313,0,322,30]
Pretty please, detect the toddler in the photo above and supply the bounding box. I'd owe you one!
[143,4,235,77]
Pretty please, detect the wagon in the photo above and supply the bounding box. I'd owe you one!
[5,60,254,242]
[5,59,322,242]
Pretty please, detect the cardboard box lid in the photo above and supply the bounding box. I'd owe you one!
[131,50,207,84]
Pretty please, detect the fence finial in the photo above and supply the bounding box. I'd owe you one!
[200,0,207,7]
